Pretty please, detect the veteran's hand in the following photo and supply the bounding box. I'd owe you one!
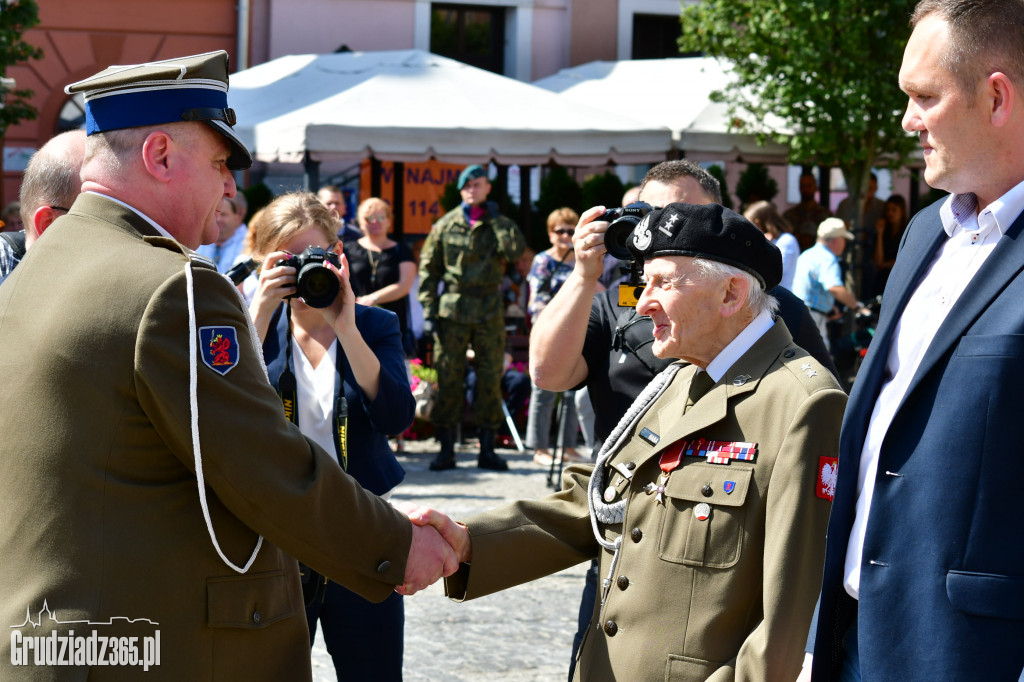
[396,522,459,596]
[572,206,612,282]
[394,501,472,565]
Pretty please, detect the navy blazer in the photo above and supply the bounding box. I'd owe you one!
[811,199,1024,679]
[263,303,414,496]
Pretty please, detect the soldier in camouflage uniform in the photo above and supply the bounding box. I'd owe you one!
[419,164,525,471]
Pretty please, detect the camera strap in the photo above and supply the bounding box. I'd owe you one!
[611,307,660,377]
[277,304,350,471]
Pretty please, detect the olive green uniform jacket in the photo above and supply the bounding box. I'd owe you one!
[0,194,412,680]
[418,202,524,324]
[445,322,846,681]
[418,202,524,427]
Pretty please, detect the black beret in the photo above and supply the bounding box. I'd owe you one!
[626,202,782,290]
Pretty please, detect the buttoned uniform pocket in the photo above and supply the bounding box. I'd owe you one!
[443,229,470,270]
[207,570,297,629]
[657,464,752,568]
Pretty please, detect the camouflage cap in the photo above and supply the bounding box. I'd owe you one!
[457,164,488,190]
[65,51,252,170]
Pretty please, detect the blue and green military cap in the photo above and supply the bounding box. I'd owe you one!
[65,50,252,171]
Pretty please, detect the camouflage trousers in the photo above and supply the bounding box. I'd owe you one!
[432,316,505,430]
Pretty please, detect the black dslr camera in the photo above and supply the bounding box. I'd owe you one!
[598,201,654,307]
[276,246,342,308]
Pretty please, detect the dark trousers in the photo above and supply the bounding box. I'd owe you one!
[306,581,404,681]
[568,559,600,680]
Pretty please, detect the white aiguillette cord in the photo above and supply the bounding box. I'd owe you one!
[587,362,681,606]
[185,262,264,573]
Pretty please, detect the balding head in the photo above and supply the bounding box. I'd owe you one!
[19,129,87,247]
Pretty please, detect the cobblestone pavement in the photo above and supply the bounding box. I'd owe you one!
[311,437,590,682]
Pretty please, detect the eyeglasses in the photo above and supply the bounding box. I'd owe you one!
[364,213,389,223]
[552,228,574,236]
[49,206,70,213]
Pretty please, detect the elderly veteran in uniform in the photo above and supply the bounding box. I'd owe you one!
[0,52,454,680]
[405,203,846,681]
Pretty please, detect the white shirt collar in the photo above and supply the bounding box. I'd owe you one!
[704,309,775,383]
[85,190,175,241]
[939,178,1024,238]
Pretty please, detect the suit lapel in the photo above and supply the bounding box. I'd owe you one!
[901,208,1024,403]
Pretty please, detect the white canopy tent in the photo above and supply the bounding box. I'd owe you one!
[533,57,791,164]
[229,50,673,168]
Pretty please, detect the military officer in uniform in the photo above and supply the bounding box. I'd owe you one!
[405,203,846,681]
[418,164,525,471]
[0,52,454,680]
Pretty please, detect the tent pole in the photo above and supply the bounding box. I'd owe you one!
[303,151,320,192]
[519,165,531,235]
[393,161,405,239]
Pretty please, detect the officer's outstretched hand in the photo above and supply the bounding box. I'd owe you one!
[573,206,611,282]
[395,522,459,596]
[393,500,471,597]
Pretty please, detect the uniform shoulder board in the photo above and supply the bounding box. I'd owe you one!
[779,345,835,391]
[189,252,217,270]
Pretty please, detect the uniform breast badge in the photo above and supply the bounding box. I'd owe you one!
[683,438,757,464]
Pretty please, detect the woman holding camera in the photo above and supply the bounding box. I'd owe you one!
[248,192,414,681]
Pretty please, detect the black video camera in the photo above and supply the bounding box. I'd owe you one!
[597,201,654,307]
[276,246,342,308]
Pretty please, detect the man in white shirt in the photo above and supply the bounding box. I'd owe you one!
[196,192,248,272]
[806,1,1024,679]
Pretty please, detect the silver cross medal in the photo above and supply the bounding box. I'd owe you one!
[644,473,669,505]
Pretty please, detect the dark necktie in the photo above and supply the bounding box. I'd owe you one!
[685,370,715,410]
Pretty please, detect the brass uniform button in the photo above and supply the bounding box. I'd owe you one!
[604,620,618,636]
[630,528,643,543]
[252,610,262,624]
[376,560,391,573]
[701,484,713,497]
[617,575,629,590]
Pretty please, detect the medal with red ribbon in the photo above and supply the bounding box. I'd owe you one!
[644,444,686,505]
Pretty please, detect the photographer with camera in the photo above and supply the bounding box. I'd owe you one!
[248,192,415,681]
[529,159,837,679]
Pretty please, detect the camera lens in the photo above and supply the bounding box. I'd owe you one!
[297,263,340,308]
[602,201,653,260]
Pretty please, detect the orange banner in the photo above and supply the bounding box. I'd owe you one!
[359,160,464,235]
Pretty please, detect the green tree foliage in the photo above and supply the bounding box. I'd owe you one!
[0,0,42,137]
[735,162,779,209]
[705,164,733,209]
[679,0,918,229]
[532,165,581,251]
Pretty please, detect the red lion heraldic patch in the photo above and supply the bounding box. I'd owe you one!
[199,326,240,375]
[818,456,839,501]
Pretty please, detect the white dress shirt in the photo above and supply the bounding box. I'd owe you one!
[293,337,340,467]
[705,309,775,382]
[843,180,1024,598]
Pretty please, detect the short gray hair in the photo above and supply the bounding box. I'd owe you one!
[692,257,779,318]
[20,130,86,226]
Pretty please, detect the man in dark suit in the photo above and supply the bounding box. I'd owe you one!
[806,1,1024,679]
[0,51,453,680]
